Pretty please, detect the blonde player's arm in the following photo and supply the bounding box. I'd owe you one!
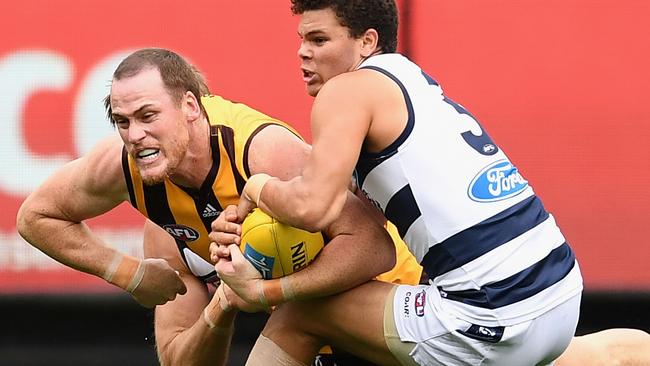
[16,135,130,279]
[146,220,237,366]
[16,135,185,307]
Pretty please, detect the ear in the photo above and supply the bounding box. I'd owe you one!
[183,90,202,122]
[359,28,380,57]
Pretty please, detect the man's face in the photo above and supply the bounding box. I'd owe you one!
[110,67,190,185]
[298,8,365,97]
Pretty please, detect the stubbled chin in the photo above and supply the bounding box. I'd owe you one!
[138,163,168,186]
[141,172,167,186]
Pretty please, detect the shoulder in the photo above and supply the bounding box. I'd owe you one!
[79,134,128,197]
[206,94,302,149]
[322,68,389,92]
[83,134,124,169]
[315,68,399,108]
[247,124,310,179]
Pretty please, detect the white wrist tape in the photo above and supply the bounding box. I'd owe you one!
[280,277,296,302]
[202,308,233,335]
[101,252,143,293]
[216,284,233,312]
[257,281,269,308]
[245,173,274,206]
[126,261,145,293]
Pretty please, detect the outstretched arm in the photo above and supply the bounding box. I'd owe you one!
[16,135,185,307]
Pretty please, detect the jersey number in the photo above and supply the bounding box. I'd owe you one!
[422,71,499,156]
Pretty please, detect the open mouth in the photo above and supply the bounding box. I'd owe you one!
[136,148,160,161]
[302,69,316,83]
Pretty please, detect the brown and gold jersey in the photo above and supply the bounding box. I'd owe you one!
[122,95,297,282]
[122,95,422,285]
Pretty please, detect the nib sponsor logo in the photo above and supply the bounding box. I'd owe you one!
[202,204,220,218]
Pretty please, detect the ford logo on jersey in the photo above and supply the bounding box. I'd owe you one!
[468,160,528,202]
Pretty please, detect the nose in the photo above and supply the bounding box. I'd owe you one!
[297,40,311,60]
[126,121,147,143]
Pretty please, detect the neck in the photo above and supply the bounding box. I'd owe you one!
[169,116,213,189]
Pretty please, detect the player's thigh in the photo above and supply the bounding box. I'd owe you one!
[270,281,399,364]
[555,328,650,366]
[310,281,393,343]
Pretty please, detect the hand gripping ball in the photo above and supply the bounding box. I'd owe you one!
[240,208,324,279]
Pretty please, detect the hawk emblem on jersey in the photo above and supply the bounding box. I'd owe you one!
[163,224,200,242]
[242,243,274,279]
[468,160,528,202]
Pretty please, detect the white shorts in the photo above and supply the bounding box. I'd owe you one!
[384,285,581,366]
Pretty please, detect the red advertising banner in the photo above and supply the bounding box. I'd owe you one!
[0,0,648,293]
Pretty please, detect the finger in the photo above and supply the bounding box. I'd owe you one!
[215,256,234,275]
[227,243,244,261]
[228,243,251,271]
[209,242,220,263]
[224,205,239,222]
[216,245,231,258]
[236,195,257,222]
[209,219,242,236]
[208,231,241,245]
[210,241,232,253]
[211,217,241,234]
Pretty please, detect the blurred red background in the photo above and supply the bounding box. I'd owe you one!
[0,0,647,292]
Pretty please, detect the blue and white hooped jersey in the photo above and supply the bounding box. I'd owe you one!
[355,54,583,326]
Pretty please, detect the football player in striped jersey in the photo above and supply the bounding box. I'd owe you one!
[17,47,419,366]
[213,1,650,365]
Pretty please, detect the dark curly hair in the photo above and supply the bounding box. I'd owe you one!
[104,48,209,125]
[291,0,398,53]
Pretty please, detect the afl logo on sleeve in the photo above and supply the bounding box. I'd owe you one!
[468,160,528,202]
[163,224,200,242]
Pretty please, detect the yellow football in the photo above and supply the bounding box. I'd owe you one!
[240,208,325,279]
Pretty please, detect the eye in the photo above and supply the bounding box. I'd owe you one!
[142,112,156,121]
[313,37,327,45]
[114,118,129,129]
